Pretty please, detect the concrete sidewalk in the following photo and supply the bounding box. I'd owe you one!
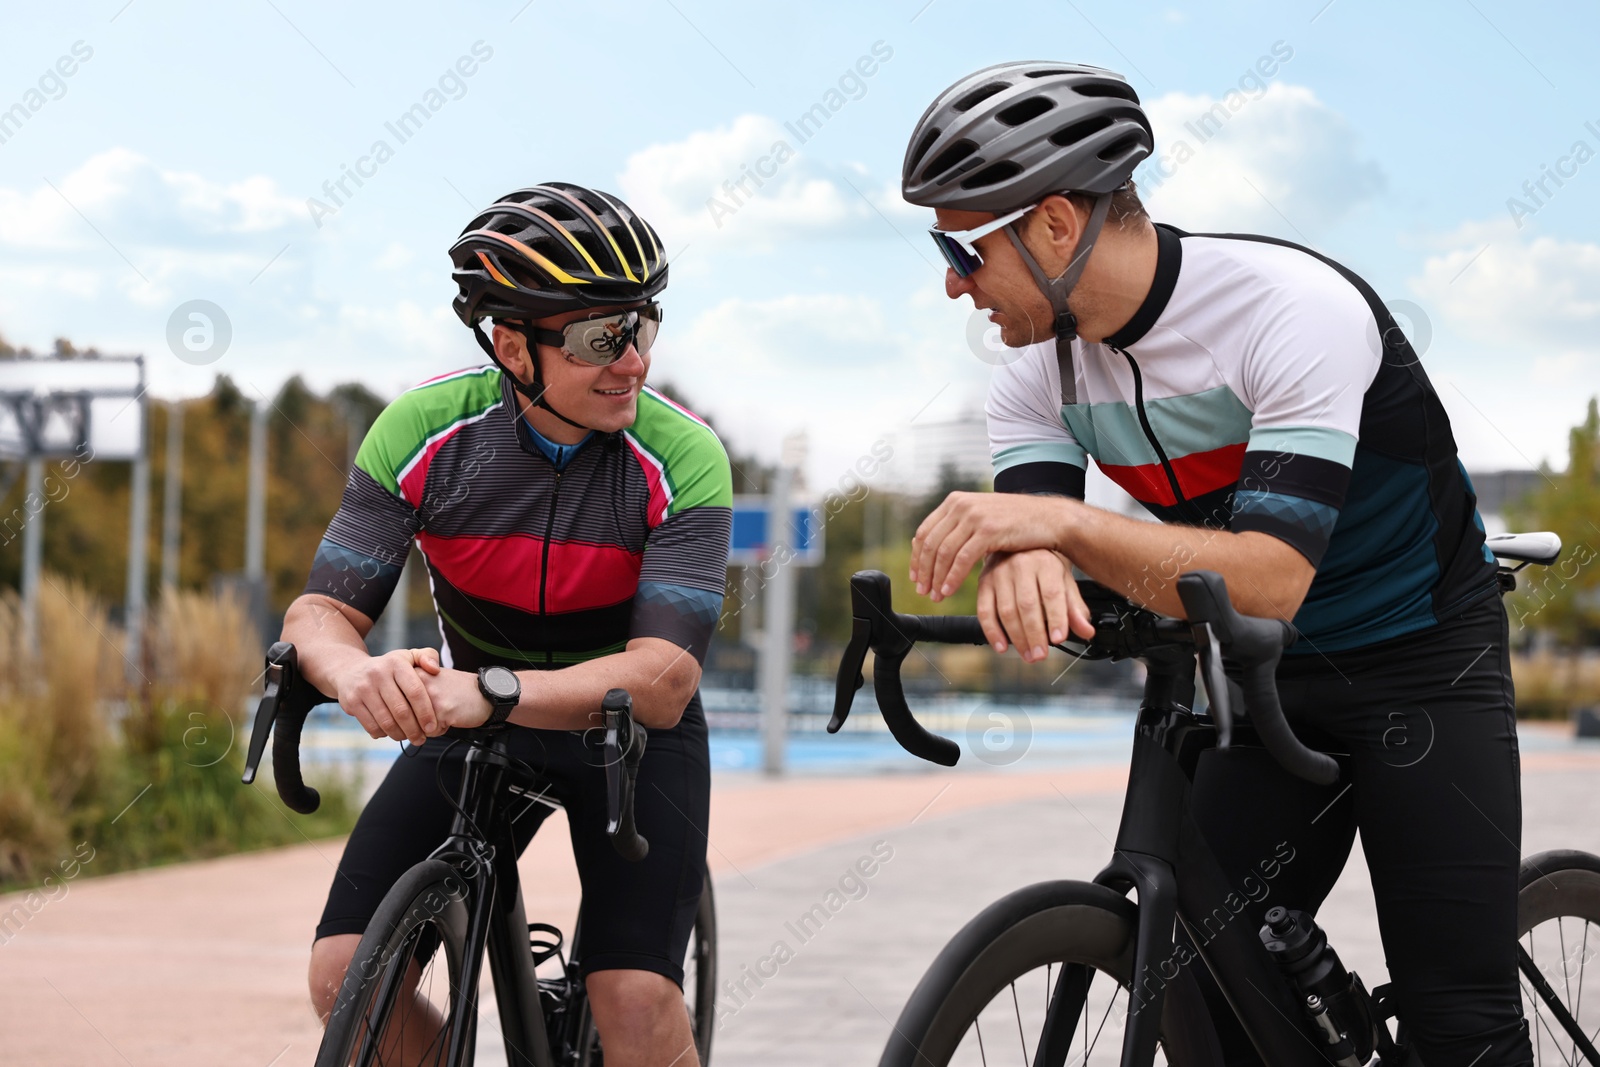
[1,748,1595,1066]
[711,750,1600,1065]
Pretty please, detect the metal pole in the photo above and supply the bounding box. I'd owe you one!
[160,400,183,592]
[124,389,150,681]
[382,555,409,653]
[245,398,266,581]
[863,488,879,573]
[759,466,794,776]
[19,458,44,655]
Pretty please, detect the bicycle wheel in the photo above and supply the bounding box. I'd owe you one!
[686,875,718,1061]
[577,876,719,1065]
[1518,849,1600,1067]
[317,858,475,1067]
[881,880,1220,1067]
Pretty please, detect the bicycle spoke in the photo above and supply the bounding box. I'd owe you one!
[1574,921,1590,1067]
[1523,978,1578,1067]
[1011,982,1029,1063]
[975,1014,988,1066]
[1078,986,1120,1067]
[1563,918,1575,1062]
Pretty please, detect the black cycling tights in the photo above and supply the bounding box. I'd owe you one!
[1186,593,1533,1067]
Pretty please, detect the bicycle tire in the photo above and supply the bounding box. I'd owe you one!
[316,858,475,1067]
[688,874,718,1061]
[880,880,1222,1067]
[576,876,719,1065]
[1517,849,1600,1066]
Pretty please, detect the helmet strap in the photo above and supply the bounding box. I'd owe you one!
[1002,191,1114,407]
[471,323,595,432]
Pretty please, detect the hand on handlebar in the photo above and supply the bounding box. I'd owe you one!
[335,647,445,744]
[978,550,1097,662]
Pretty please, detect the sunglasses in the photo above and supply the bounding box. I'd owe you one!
[928,202,1039,278]
[517,302,662,367]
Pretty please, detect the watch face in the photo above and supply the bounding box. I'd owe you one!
[483,666,518,701]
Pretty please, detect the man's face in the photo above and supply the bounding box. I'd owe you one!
[503,302,651,433]
[934,207,1055,349]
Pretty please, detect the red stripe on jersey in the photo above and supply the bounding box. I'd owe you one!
[1098,442,1247,506]
[623,436,669,527]
[545,541,643,611]
[418,532,642,613]
[399,427,464,508]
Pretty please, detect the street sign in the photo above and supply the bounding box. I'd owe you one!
[729,497,824,567]
[0,356,144,460]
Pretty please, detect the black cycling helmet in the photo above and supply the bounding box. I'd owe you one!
[450,182,668,325]
[449,183,669,430]
[902,61,1152,213]
[903,63,1153,403]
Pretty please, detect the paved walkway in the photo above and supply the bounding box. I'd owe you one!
[1,741,1595,1066]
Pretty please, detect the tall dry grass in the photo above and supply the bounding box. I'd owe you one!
[1512,652,1600,720]
[0,574,354,889]
[0,577,125,883]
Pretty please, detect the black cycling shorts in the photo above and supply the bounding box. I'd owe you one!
[315,697,709,986]
[1186,591,1533,1067]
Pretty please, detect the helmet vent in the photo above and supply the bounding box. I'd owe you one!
[952,82,1009,112]
[921,139,979,181]
[960,161,1023,189]
[1024,69,1074,78]
[1075,81,1139,102]
[1048,115,1114,147]
[996,96,1055,126]
[907,127,942,172]
[542,202,579,222]
[1098,133,1143,162]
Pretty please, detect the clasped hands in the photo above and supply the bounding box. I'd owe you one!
[910,491,1096,663]
[336,648,500,745]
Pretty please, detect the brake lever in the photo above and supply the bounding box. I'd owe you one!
[1190,621,1234,750]
[602,688,649,862]
[828,616,871,732]
[242,641,325,814]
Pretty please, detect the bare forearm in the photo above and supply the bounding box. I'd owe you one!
[1055,500,1311,621]
[280,596,376,696]
[506,639,699,731]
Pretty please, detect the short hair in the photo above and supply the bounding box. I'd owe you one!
[1065,180,1148,230]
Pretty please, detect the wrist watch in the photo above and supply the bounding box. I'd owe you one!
[477,666,521,726]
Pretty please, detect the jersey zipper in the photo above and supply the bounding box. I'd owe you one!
[539,468,561,669]
[1114,346,1209,527]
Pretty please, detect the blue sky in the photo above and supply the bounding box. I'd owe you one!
[2,0,1596,488]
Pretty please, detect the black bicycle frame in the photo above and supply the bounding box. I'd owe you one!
[431,733,558,1067]
[1087,645,1326,1067]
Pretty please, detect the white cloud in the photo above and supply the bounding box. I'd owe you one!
[651,287,987,489]
[1410,218,1600,352]
[617,114,898,249]
[1136,83,1384,235]
[1404,218,1600,471]
[0,148,300,249]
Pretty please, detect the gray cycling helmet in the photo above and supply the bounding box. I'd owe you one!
[904,62,1152,403]
[902,61,1152,212]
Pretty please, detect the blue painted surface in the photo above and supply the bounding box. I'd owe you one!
[288,700,1600,788]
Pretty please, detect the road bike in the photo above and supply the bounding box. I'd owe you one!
[242,642,718,1066]
[829,531,1599,1067]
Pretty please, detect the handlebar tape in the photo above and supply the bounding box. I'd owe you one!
[872,652,961,767]
[904,614,989,646]
[1176,572,1338,786]
[271,703,322,815]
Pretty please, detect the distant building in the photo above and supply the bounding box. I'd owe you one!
[880,410,992,496]
[1469,469,1546,535]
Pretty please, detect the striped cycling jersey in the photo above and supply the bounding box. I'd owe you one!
[304,366,733,674]
[988,224,1498,654]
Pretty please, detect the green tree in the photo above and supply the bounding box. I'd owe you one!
[1510,396,1600,645]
